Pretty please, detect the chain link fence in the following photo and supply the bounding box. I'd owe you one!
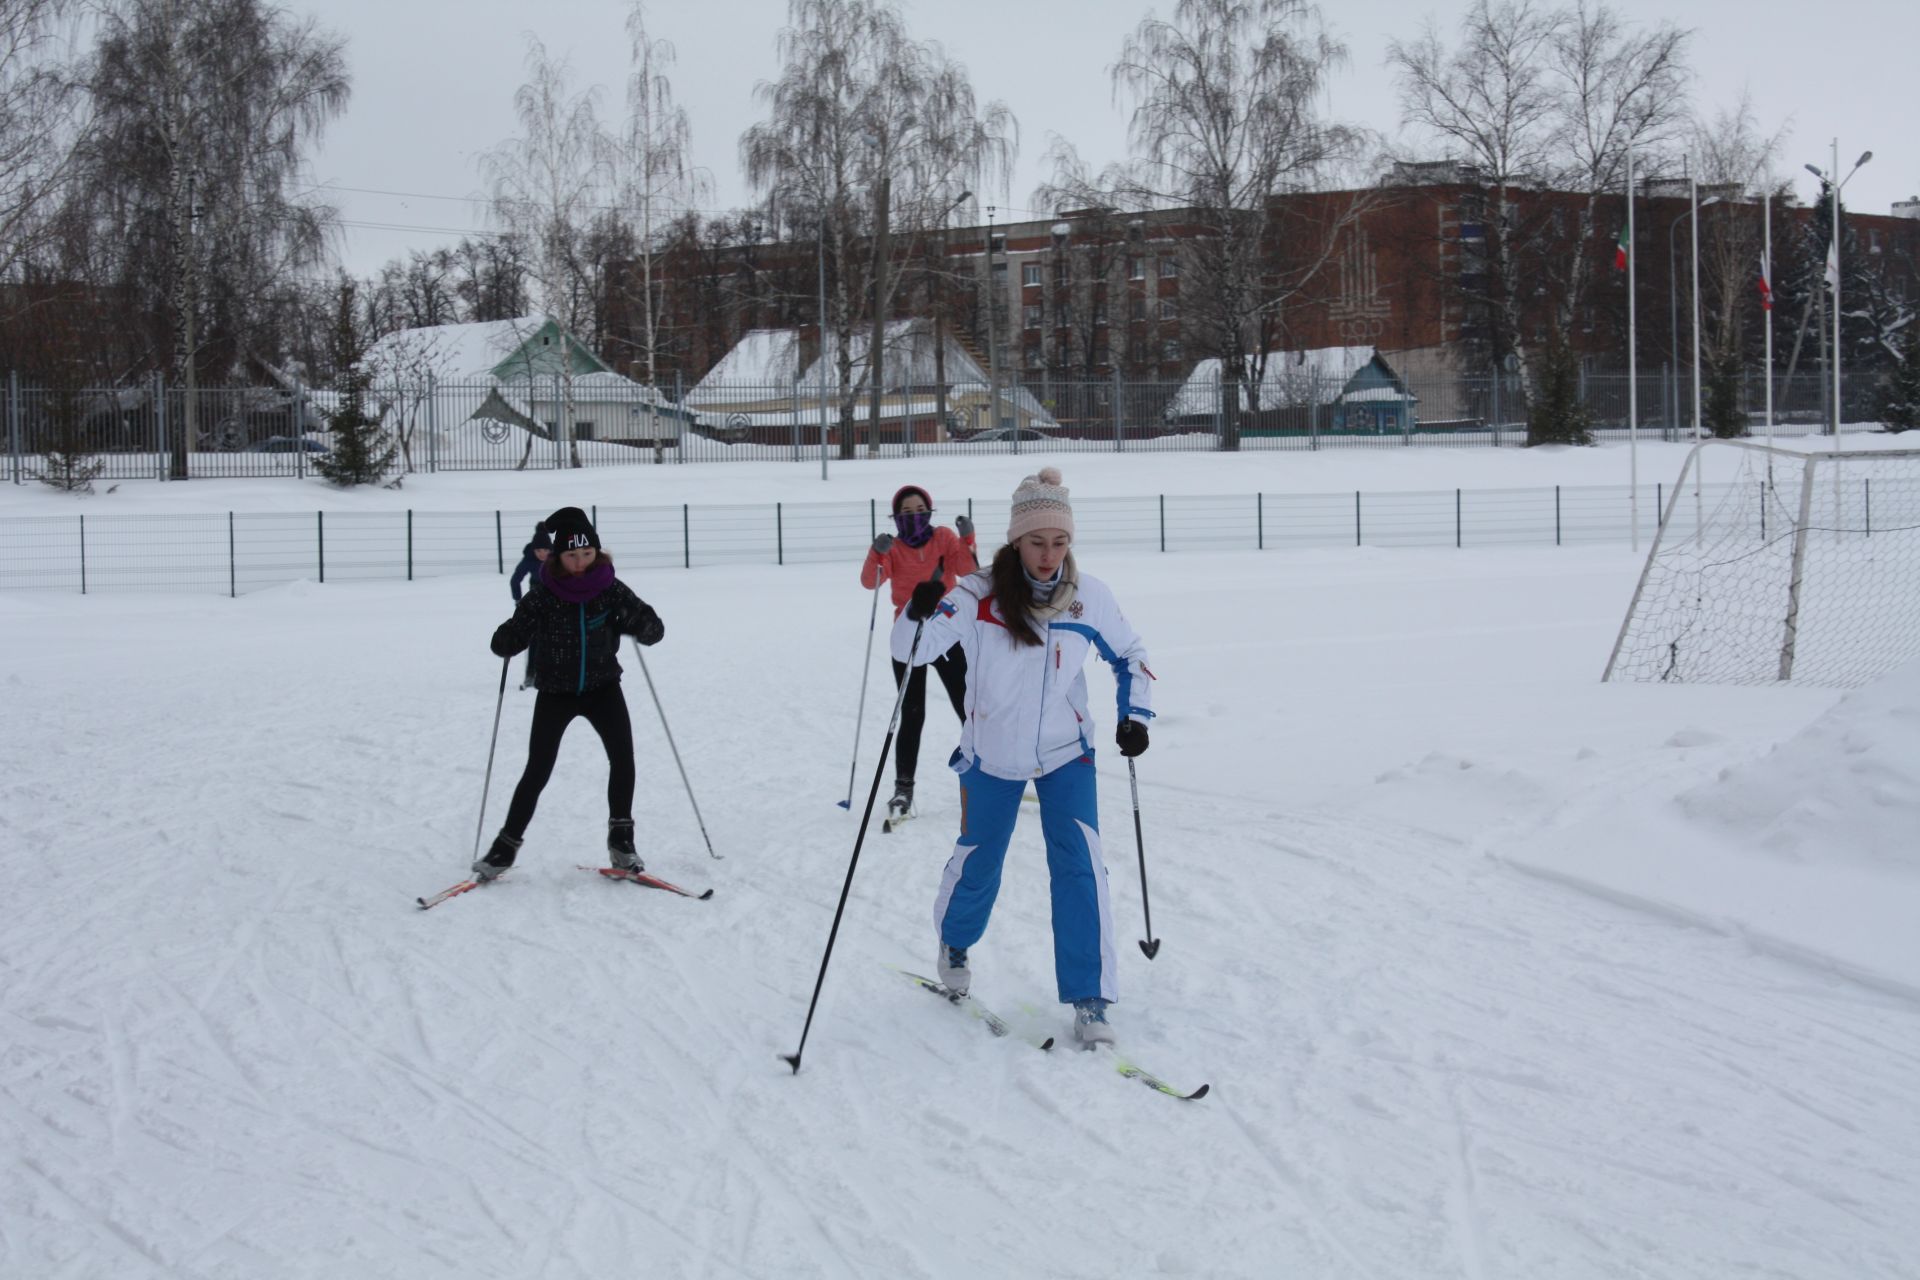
[2,369,1896,483]
[0,481,1744,597]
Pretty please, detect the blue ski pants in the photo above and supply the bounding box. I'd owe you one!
[933,755,1116,1005]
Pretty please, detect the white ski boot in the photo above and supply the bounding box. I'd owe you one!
[936,942,970,996]
[1072,998,1116,1047]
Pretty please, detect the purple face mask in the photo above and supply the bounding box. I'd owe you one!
[893,509,934,547]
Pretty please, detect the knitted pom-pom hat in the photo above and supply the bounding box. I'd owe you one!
[1007,467,1073,543]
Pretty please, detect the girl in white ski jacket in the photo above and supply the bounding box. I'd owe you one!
[892,468,1153,1047]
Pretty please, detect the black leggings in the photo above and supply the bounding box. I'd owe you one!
[503,683,636,837]
[891,644,968,784]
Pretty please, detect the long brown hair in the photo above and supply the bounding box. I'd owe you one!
[989,544,1045,648]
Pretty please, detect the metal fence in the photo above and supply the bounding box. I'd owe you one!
[0,481,1743,596]
[1,369,1898,483]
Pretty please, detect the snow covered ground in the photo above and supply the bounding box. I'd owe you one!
[3,445,1918,1278]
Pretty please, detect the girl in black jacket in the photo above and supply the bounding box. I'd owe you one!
[476,507,665,881]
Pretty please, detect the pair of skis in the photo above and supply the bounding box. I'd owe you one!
[416,865,714,910]
[891,967,1208,1101]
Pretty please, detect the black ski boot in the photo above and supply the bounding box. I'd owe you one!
[473,831,522,883]
[886,779,915,825]
[607,819,643,873]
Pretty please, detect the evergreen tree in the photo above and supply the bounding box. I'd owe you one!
[1879,324,1920,434]
[1703,346,1748,438]
[1526,328,1592,446]
[313,278,395,487]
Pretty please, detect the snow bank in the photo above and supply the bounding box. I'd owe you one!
[1497,659,1920,995]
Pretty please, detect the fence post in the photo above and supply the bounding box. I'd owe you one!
[1865,478,1872,537]
[1113,368,1124,452]
[869,497,876,541]
[1257,492,1264,550]
[682,503,690,569]
[407,509,414,581]
[294,383,307,480]
[7,369,18,484]
[229,512,236,597]
[154,371,167,480]
[78,514,86,594]
[1354,491,1362,546]
[1159,494,1166,552]
[1759,480,1767,541]
[317,511,325,583]
[427,373,438,474]
[1455,489,1462,548]
[674,371,684,463]
[776,502,784,565]
[1555,486,1562,546]
[495,511,503,573]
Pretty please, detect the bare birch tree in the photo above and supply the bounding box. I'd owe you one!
[1390,0,1689,380]
[0,0,85,284]
[741,0,1013,458]
[1102,0,1364,449]
[74,0,348,476]
[482,36,614,467]
[614,1,706,386]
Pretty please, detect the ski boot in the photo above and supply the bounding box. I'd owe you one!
[936,942,970,997]
[1072,998,1116,1048]
[886,779,915,826]
[473,831,523,883]
[607,818,643,874]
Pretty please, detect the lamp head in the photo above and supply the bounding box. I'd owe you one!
[1805,163,1826,179]
[1855,151,1873,168]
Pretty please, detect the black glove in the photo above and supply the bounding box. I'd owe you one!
[905,577,947,622]
[632,608,664,646]
[954,514,973,539]
[872,533,894,555]
[1116,719,1149,758]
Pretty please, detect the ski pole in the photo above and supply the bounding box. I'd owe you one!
[471,656,511,863]
[784,619,927,1075]
[632,640,721,860]
[1129,757,1160,959]
[838,579,883,808]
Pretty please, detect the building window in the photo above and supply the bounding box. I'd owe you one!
[1023,304,1042,329]
[1130,296,1147,321]
[574,420,595,440]
[1092,299,1107,326]
[1158,298,1178,321]
[1161,339,1181,363]
[1022,263,1042,286]
[1093,330,1109,362]
[1128,256,1144,280]
[991,261,1008,285]
[1158,256,1179,279]
[1053,259,1068,287]
[989,232,1005,254]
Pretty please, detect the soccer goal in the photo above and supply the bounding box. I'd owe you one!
[1603,441,1920,688]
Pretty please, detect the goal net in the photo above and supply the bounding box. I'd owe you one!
[1604,442,1920,688]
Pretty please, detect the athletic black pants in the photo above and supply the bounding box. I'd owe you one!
[890,643,968,784]
[503,683,636,837]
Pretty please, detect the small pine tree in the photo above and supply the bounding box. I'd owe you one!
[1526,329,1592,446]
[1878,324,1920,434]
[1703,347,1749,439]
[37,384,104,493]
[313,278,396,486]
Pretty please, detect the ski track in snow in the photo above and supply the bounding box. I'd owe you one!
[2,549,1918,1278]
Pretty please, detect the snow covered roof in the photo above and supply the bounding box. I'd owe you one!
[362,316,577,383]
[689,321,1001,400]
[1166,346,1405,416]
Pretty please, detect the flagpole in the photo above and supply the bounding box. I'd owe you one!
[1626,147,1639,552]
[1831,137,1843,458]
[1763,192,1774,455]
[1690,168,1703,521]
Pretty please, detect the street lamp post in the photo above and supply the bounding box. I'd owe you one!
[931,190,971,453]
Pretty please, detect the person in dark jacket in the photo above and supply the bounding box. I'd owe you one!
[475,507,665,882]
[508,523,552,689]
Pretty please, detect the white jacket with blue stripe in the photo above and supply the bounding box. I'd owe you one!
[891,565,1153,782]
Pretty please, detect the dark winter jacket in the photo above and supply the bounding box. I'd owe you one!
[509,544,542,601]
[490,575,664,694]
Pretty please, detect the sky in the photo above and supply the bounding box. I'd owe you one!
[308,0,1919,276]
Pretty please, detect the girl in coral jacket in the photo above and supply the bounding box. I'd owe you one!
[860,484,978,822]
[893,468,1154,1048]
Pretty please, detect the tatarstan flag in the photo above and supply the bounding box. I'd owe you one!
[1613,225,1629,271]
[1757,254,1773,311]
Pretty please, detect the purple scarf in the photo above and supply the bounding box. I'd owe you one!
[541,557,616,603]
[893,510,934,548]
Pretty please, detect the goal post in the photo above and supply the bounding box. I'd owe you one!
[1603,441,1920,688]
